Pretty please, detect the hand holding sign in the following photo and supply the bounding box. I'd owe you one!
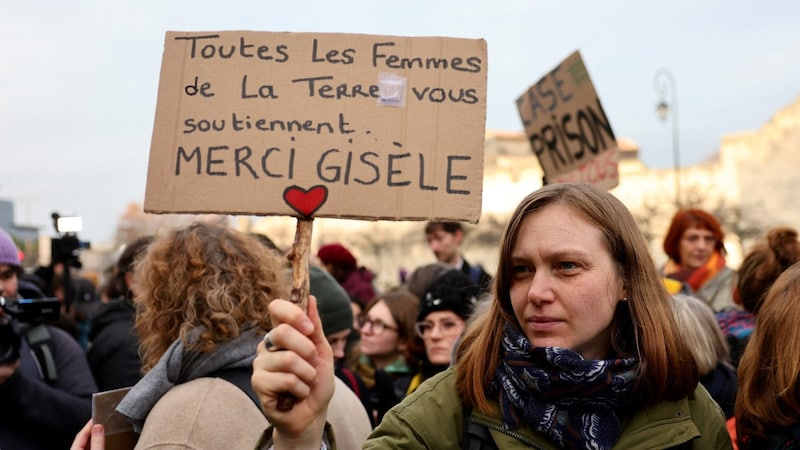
[144,31,488,413]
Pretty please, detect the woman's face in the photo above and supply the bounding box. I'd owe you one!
[679,226,716,270]
[419,311,465,365]
[359,300,401,357]
[508,204,626,360]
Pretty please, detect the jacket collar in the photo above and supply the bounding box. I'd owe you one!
[470,395,700,449]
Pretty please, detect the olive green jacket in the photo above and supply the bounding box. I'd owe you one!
[365,367,732,449]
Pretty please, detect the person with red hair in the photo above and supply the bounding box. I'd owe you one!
[662,208,737,312]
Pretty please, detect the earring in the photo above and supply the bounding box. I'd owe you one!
[621,297,629,302]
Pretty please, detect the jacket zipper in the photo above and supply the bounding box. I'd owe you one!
[481,421,547,449]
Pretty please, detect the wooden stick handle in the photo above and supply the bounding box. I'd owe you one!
[289,218,313,311]
[277,217,313,412]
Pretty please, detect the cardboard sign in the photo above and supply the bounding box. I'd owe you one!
[516,50,618,189]
[92,387,137,450]
[144,31,488,223]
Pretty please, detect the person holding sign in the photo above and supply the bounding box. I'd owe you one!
[661,208,737,312]
[251,183,731,449]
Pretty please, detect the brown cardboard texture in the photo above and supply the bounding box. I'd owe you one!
[145,31,488,223]
[516,50,619,190]
[92,387,137,450]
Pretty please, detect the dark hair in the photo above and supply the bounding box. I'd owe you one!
[737,227,800,314]
[424,221,463,235]
[107,236,154,301]
[663,209,726,263]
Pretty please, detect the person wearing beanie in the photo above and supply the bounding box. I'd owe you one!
[309,265,372,421]
[317,242,377,308]
[310,265,354,357]
[0,227,97,449]
[0,228,23,300]
[402,269,479,396]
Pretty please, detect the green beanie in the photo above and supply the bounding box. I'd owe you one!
[309,265,353,335]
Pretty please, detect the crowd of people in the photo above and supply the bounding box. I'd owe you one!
[3,183,800,449]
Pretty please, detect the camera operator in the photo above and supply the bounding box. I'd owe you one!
[0,227,97,449]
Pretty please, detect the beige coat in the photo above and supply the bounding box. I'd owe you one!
[136,376,371,449]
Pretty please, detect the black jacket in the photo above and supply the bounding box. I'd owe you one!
[0,322,96,449]
[87,298,142,391]
[461,258,493,294]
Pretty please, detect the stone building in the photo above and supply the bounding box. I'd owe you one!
[250,95,800,290]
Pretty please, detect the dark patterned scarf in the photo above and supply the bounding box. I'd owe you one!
[489,323,639,449]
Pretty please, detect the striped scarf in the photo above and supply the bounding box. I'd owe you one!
[489,323,638,450]
[664,251,727,293]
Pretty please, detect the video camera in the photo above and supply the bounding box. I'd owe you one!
[0,296,61,364]
[50,213,91,268]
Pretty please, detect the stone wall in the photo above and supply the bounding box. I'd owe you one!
[250,96,800,291]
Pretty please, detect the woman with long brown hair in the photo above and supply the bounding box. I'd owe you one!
[253,183,731,449]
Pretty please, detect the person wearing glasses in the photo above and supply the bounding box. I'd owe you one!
[251,183,730,449]
[353,287,418,425]
[400,269,480,396]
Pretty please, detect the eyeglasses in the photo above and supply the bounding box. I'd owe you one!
[358,316,399,336]
[0,268,17,281]
[414,319,463,338]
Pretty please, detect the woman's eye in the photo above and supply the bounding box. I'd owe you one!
[558,262,579,271]
[512,265,531,275]
[441,321,458,331]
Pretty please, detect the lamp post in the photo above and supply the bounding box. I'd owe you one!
[654,68,681,207]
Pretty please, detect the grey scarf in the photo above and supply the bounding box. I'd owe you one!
[116,326,263,432]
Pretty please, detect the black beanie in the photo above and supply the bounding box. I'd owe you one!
[309,265,353,335]
[418,270,479,322]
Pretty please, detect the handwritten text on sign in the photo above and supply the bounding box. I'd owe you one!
[144,32,488,222]
[516,50,618,188]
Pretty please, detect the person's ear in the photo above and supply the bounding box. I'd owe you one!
[124,271,134,289]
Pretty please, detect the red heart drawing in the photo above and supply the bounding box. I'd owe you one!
[283,185,329,218]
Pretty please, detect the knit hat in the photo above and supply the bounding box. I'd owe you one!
[418,270,480,322]
[310,265,353,335]
[317,243,357,270]
[0,228,20,268]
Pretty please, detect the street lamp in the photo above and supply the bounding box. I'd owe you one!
[653,68,681,207]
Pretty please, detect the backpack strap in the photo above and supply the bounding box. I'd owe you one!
[338,367,362,398]
[26,324,58,383]
[462,407,497,450]
[209,367,261,409]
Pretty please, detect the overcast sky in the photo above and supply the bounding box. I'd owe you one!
[2,0,798,243]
